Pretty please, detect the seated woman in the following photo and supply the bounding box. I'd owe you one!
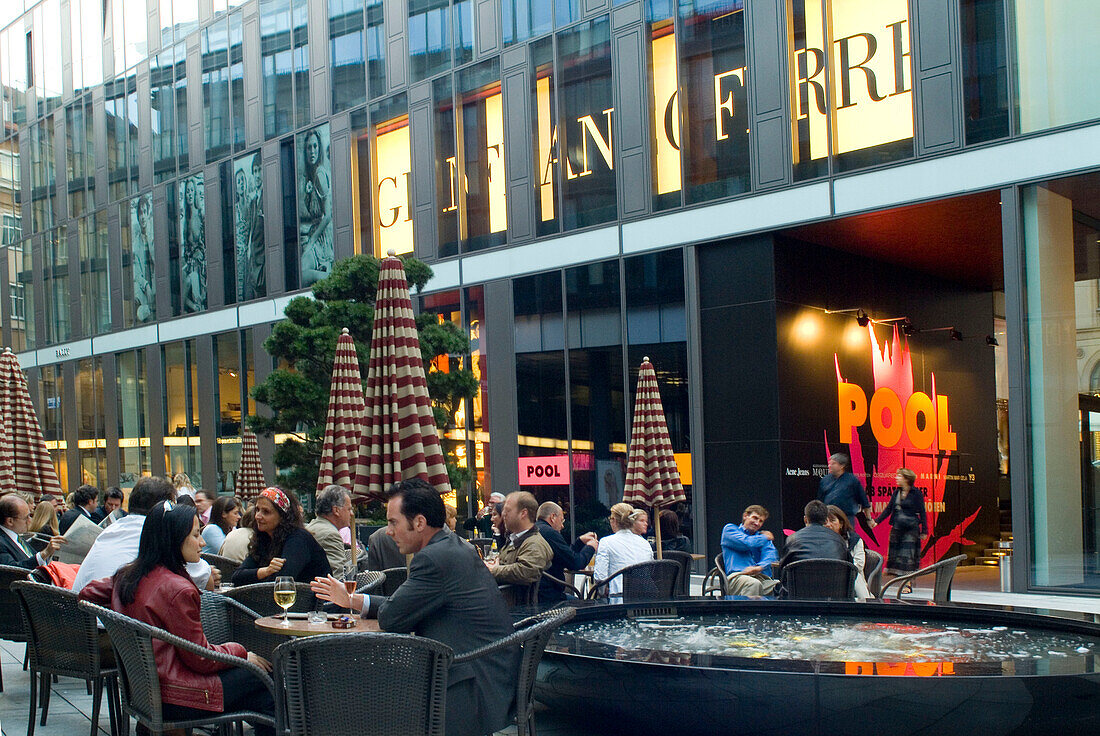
[78,501,274,734]
[825,505,871,599]
[219,508,254,563]
[593,503,654,600]
[231,487,330,585]
[28,500,60,553]
[202,496,242,556]
[655,510,692,554]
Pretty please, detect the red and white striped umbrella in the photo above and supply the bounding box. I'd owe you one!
[622,357,685,558]
[0,403,16,496]
[354,255,450,499]
[317,328,366,495]
[0,348,63,499]
[236,428,266,502]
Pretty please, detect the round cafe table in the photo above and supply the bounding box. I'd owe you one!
[254,614,381,637]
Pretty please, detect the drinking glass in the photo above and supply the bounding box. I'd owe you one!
[273,576,296,624]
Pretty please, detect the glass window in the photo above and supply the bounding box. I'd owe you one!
[6,239,34,352]
[123,193,156,326]
[960,0,1008,145]
[368,95,412,257]
[242,328,257,417]
[32,0,63,117]
[366,0,386,97]
[79,211,111,337]
[163,339,202,486]
[0,137,21,245]
[105,78,131,202]
[71,0,104,95]
[648,10,681,211]
[229,13,246,153]
[454,0,474,67]
[151,50,178,183]
[408,0,451,84]
[465,286,489,510]
[558,18,616,230]
[42,227,70,345]
[262,0,296,138]
[530,36,557,236]
[172,0,201,42]
[66,98,95,218]
[179,173,207,312]
[297,124,334,287]
[458,61,506,252]
[679,0,750,202]
[117,349,151,485]
[330,0,367,113]
[279,137,299,290]
[1014,1,1100,133]
[203,20,232,163]
[0,18,29,134]
[40,365,68,490]
[77,357,106,486]
[233,150,266,301]
[292,0,310,127]
[350,109,371,254]
[788,0,829,181]
[215,331,243,493]
[174,44,190,171]
[434,76,459,258]
[166,180,182,315]
[29,117,57,234]
[502,0,552,46]
[123,0,148,71]
[555,0,580,29]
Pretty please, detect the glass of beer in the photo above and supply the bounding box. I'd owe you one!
[274,576,296,624]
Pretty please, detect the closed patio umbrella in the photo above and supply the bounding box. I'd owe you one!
[622,357,686,559]
[0,348,63,499]
[236,428,266,503]
[0,406,15,496]
[354,253,450,500]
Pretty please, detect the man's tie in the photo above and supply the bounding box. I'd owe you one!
[17,535,34,559]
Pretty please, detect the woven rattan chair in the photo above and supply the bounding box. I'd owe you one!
[540,571,585,600]
[199,591,284,660]
[200,553,239,582]
[454,606,577,736]
[661,550,694,597]
[273,633,452,736]
[225,581,318,616]
[379,566,408,596]
[468,538,494,558]
[13,581,121,736]
[78,600,275,736]
[882,554,967,603]
[780,559,858,600]
[0,563,32,692]
[863,548,884,598]
[701,554,730,598]
[589,560,680,602]
[354,570,386,594]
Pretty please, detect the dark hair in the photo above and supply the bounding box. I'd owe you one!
[105,487,125,502]
[73,485,99,508]
[128,477,176,515]
[492,502,503,517]
[804,499,829,526]
[0,494,26,523]
[247,487,304,566]
[826,505,852,538]
[239,507,255,530]
[659,509,680,539]
[115,502,199,605]
[194,489,213,502]
[210,496,241,534]
[387,479,445,529]
[176,494,196,508]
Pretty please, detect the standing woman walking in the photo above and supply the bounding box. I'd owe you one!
[868,468,928,585]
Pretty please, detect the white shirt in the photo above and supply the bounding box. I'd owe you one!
[71,514,211,594]
[592,529,654,600]
[1,526,48,566]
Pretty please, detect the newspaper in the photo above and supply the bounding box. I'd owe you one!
[56,513,103,564]
[98,509,124,529]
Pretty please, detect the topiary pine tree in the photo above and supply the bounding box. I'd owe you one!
[248,254,478,505]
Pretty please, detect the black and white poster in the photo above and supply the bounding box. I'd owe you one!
[179,173,207,312]
[129,192,155,323]
[297,123,333,287]
[234,151,266,301]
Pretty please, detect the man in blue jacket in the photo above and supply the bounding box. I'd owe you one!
[535,501,598,604]
[720,505,778,596]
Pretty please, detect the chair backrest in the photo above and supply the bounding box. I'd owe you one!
[355,570,386,594]
[379,566,408,596]
[200,591,283,660]
[274,633,453,736]
[0,564,31,640]
[13,580,106,678]
[930,554,967,602]
[509,607,577,731]
[863,549,883,598]
[498,582,538,609]
[780,559,858,600]
[225,581,318,616]
[661,551,693,596]
[78,601,165,726]
[200,553,240,581]
[469,538,493,557]
[596,560,680,602]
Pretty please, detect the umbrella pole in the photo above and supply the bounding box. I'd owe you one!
[653,505,663,560]
[349,515,358,574]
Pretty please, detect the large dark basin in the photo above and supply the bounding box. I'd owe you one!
[535,599,1100,736]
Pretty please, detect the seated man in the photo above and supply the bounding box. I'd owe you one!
[311,479,518,736]
[59,485,99,533]
[91,487,126,523]
[487,492,553,603]
[307,485,353,574]
[720,505,778,596]
[365,525,405,571]
[535,501,597,605]
[0,495,65,569]
[776,499,851,574]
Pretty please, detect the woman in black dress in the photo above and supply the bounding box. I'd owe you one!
[868,467,928,578]
[231,487,331,584]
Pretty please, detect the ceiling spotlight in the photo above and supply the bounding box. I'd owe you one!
[856,309,870,327]
[986,335,999,347]
[950,329,962,341]
[901,319,917,336]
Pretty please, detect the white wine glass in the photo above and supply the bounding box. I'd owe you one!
[273,576,296,625]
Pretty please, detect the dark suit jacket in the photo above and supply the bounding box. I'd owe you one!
[59,508,92,534]
[536,519,594,605]
[365,526,406,571]
[0,531,39,569]
[364,530,517,736]
[776,524,851,573]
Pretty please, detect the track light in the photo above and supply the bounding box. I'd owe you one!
[856,309,870,327]
[950,329,962,341]
[986,335,999,347]
[901,319,917,336]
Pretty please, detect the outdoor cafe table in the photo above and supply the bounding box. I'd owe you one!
[255,614,381,636]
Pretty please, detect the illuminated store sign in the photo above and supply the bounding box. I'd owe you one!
[373,115,413,256]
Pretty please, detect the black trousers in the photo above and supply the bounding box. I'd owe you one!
[160,667,274,736]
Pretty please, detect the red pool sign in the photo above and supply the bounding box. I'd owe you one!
[518,456,570,485]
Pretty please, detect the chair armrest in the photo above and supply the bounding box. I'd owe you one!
[217,593,262,620]
[151,625,275,692]
[453,630,524,665]
[588,570,625,600]
[881,569,925,600]
[540,571,583,600]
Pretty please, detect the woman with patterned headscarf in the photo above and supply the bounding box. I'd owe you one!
[231,487,331,585]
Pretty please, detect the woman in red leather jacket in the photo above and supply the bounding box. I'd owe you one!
[80,501,274,734]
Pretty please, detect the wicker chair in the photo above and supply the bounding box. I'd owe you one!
[701,554,730,598]
[354,570,386,594]
[199,591,284,661]
[200,553,239,581]
[77,600,275,736]
[780,559,858,600]
[379,566,408,596]
[13,581,121,736]
[225,581,319,616]
[273,633,452,736]
[590,560,680,602]
[468,538,494,558]
[454,606,577,736]
[863,548,884,598]
[882,554,967,603]
[0,563,32,692]
[497,582,539,609]
[661,550,694,597]
[540,571,585,600]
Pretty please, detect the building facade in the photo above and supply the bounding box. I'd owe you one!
[1,0,1099,594]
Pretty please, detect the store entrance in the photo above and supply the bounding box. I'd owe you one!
[1079,394,1100,579]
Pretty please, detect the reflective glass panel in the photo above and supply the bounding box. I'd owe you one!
[203,20,232,163]
[960,0,1009,145]
[42,227,70,345]
[502,0,552,46]
[369,95,413,257]
[530,37,557,236]
[79,211,112,336]
[458,61,506,252]
[330,0,367,112]
[408,0,451,84]
[116,349,151,484]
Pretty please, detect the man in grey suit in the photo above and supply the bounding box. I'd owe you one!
[312,479,517,736]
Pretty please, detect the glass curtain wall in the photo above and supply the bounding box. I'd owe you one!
[330,0,367,112]
[203,19,232,163]
[164,339,202,487]
[40,364,68,490]
[66,98,95,217]
[215,331,243,494]
[260,0,310,139]
[959,0,1009,145]
[78,212,111,336]
[117,349,151,486]
[42,227,69,345]
[77,357,106,486]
